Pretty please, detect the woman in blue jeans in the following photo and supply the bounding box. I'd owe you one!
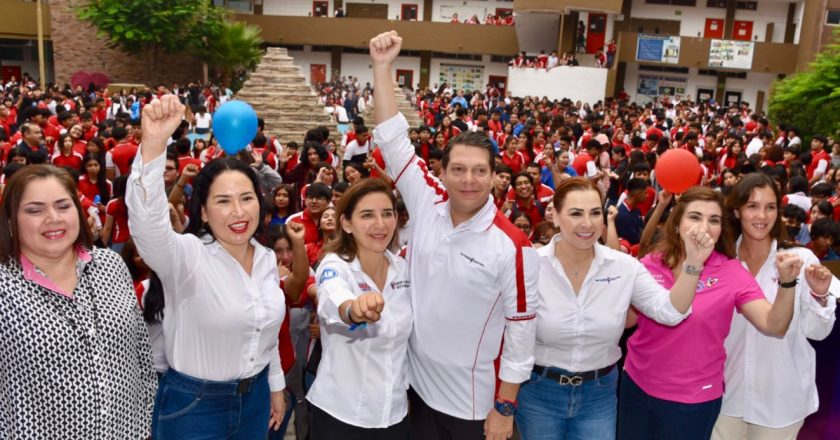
[515,178,713,439]
[127,95,287,439]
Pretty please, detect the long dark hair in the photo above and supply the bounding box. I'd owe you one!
[184,157,267,239]
[120,239,163,324]
[0,165,94,264]
[266,184,298,219]
[725,172,791,248]
[81,152,111,205]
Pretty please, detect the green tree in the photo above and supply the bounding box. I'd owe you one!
[194,20,263,89]
[768,28,840,141]
[77,0,232,82]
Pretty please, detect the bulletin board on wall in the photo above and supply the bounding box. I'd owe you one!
[439,64,484,92]
[637,75,687,98]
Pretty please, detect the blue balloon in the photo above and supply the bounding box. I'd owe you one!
[212,100,258,155]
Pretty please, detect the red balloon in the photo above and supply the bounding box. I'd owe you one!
[655,149,701,194]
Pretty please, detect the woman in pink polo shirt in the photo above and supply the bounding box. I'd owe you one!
[618,186,801,440]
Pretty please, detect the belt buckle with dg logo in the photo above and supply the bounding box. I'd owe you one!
[558,375,584,386]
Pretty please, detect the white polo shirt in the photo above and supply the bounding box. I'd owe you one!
[721,239,838,428]
[535,237,688,372]
[343,138,371,161]
[307,251,411,428]
[374,112,539,421]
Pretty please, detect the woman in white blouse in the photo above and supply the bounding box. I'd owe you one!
[713,173,836,440]
[126,95,286,439]
[515,177,714,440]
[193,105,212,134]
[308,178,411,439]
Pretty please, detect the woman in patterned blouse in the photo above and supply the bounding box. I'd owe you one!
[0,165,156,439]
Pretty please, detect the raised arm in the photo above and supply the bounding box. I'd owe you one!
[741,253,802,336]
[140,96,184,164]
[126,95,201,285]
[369,31,446,220]
[371,31,402,124]
[638,190,671,258]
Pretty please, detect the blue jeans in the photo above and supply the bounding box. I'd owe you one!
[617,371,721,440]
[515,366,618,440]
[152,367,270,440]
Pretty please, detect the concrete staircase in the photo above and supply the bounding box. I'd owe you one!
[235,48,335,145]
[359,85,423,131]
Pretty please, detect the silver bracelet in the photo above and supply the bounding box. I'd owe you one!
[344,303,354,324]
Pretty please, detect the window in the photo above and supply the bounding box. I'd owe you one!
[639,64,690,74]
[647,0,695,5]
[827,9,840,25]
[0,47,24,61]
[698,69,747,79]
[736,1,757,10]
[706,0,726,7]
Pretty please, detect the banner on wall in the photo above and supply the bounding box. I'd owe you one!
[636,34,681,64]
[708,39,754,69]
[438,64,484,92]
[637,75,688,97]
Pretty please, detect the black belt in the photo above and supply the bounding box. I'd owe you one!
[533,364,615,386]
[237,376,256,394]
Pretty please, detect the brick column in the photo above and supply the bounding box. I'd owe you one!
[49,0,202,86]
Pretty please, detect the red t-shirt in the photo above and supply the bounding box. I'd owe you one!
[572,151,594,176]
[177,155,203,175]
[501,151,527,174]
[512,198,544,228]
[111,143,139,176]
[369,148,387,180]
[288,208,320,244]
[106,198,130,244]
[73,140,88,156]
[51,151,83,171]
[807,150,830,180]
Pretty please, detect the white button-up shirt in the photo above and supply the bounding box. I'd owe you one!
[721,239,837,428]
[375,113,539,421]
[126,149,286,391]
[535,236,689,372]
[307,252,412,428]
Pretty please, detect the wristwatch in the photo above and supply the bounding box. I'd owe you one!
[494,398,518,416]
[682,262,704,276]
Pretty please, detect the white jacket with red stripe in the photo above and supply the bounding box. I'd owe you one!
[374,113,539,420]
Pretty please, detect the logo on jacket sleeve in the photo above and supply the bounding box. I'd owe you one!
[318,268,338,284]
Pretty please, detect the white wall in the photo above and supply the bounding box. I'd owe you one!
[621,65,776,110]
[340,53,421,89]
[285,48,330,84]
[794,1,805,44]
[508,66,607,103]
[628,0,800,42]
[263,0,331,16]
[733,1,789,43]
[431,0,514,22]
[724,72,777,111]
[630,0,725,37]
[262,0,423,19]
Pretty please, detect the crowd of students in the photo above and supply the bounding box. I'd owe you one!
[449,12,514,25]
[0,29,838,440]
